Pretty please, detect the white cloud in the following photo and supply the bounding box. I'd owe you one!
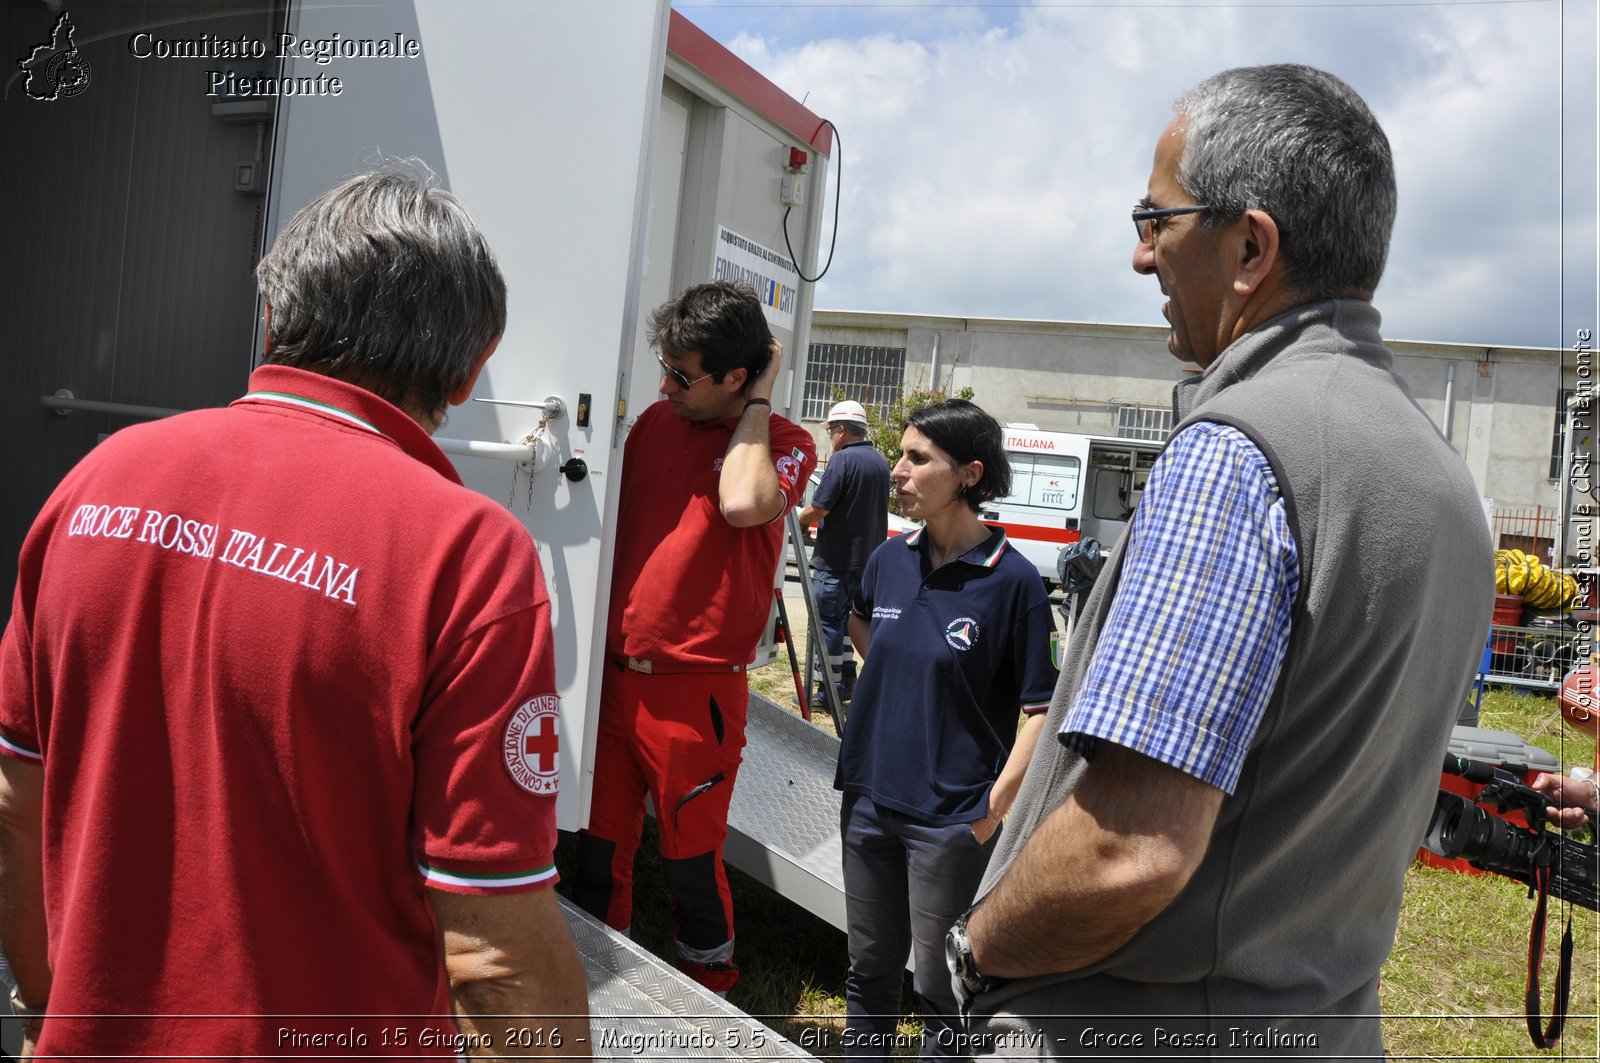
[708,0,1595,347]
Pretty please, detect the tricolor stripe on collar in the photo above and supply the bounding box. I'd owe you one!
[241,391,381,434]
[902,525,1009,568]
[978,534,1009,568]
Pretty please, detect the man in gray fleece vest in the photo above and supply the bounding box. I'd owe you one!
[944,65,1493,1060]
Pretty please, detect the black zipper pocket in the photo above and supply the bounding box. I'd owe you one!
[673,772,727,828]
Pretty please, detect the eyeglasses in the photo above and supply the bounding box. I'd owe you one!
[1131,204,1214,243]
[656,352,715,390]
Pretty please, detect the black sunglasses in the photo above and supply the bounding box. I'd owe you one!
[656,352,715,390]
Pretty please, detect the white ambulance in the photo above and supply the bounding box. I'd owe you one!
[980,425,1166,586]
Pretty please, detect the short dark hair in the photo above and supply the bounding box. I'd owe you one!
[904,399,1011,510]
[647,280,772,387]
[1175,64,1396,300]
[255,166,507,416]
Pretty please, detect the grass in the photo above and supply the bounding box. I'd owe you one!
[567,644,1600,1060]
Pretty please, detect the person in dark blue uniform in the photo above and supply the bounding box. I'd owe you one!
[798,399,890,706]
[835,399,1058,1060]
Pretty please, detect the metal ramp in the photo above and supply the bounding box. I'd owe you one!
[561,897,815,1059]
[724,692,847,934]
[0,905,812,1059]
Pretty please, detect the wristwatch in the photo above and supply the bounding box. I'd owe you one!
[945,906,1004,995]
[8,981,45,1022]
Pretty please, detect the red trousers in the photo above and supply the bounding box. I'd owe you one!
[574,664,748,992]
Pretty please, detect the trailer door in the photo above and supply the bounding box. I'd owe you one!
[264,0,670,830]
[1,1,289,617]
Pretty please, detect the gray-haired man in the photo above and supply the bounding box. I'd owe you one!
[949,65,1492,1058]
[0,169,589,1058]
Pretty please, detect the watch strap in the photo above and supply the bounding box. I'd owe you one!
[947,905,1004,994]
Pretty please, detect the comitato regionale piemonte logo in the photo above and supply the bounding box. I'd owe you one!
[17,11,92,101]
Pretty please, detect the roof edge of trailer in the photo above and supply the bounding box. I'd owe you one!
[668,10,834,157]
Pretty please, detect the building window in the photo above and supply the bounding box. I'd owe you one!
[802,343,905,422]
[1550,387,1573,480]
[1115,403,1172,442]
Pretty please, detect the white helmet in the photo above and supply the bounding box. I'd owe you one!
[825,400,869,427]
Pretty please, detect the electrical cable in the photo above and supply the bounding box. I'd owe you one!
[784,117,840,283]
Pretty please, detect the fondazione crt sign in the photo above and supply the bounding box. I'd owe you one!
[714,225,800,331]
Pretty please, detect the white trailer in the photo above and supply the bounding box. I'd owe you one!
[5,0,841,1051]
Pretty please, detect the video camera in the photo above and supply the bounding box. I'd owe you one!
[1423,754,1598,912]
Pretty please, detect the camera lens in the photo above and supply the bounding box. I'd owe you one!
[1441,798,1537,875]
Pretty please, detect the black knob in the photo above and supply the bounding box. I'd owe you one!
[560,457,588,482]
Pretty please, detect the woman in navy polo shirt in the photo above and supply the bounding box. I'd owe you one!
[835,399,1058,1059]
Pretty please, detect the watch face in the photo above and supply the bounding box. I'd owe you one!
[944,925,966,976]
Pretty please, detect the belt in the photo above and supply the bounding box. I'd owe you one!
[609,654,744,676]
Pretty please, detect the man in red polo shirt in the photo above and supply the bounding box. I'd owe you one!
[573,280,816,994]
[0,170,588,1058]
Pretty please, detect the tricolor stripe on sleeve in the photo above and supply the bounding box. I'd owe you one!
[0,732,42,763]
[417,861,558,890]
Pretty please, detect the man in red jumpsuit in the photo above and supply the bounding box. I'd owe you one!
[574,280,817,994]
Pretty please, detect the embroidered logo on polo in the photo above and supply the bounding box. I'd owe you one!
[63,500,361,606]
[945,617,980,651]
[55,396,385,607]
[503,695,561,796]
[775,453,803,488]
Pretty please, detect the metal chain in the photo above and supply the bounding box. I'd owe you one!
[506,411,554,511]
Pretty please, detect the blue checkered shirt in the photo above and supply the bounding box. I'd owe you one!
[1063,421,1299,794]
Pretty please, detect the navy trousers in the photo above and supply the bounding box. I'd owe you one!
[810,568,859,699]
[840,792,998,1060]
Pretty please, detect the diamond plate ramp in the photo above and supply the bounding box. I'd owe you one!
[561,896,815,1059]
[724,693,846,933]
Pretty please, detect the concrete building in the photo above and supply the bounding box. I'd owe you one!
[802,310,1590,563]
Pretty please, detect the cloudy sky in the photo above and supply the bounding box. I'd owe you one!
[675,0,1597,351]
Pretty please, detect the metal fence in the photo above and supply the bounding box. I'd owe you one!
[1114,403,1172,442]
[1492,505,1557,561]
[1483,505,1589,691]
